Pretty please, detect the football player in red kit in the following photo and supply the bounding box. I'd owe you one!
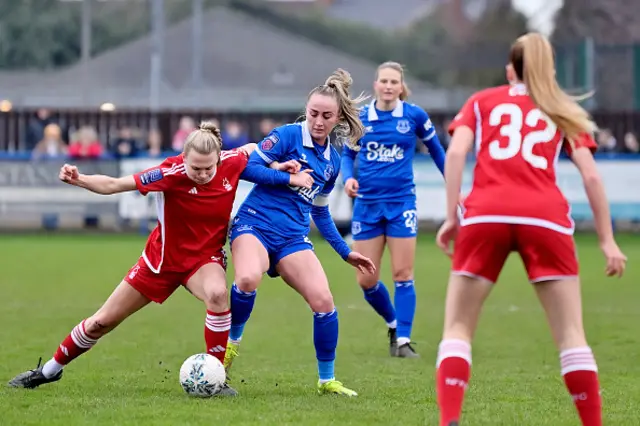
[433,33,627,426]
[8,121,312,395]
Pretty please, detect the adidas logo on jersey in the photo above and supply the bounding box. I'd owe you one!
[189,187,198,195]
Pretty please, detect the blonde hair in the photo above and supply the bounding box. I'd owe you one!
[510,33,597,142]
[376,61,411,101]
[183,121,223,160]
[307,68,368,150]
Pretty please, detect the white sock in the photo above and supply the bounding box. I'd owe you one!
[397,337,411,346]
[229,338,241,345]
[42,358,64,379]
[318,377,335,384]
[387,320,397,329]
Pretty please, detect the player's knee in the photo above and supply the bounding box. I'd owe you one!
[234,270,262,293]
[203,282,228,307]
[307,292,334,313]
[84,315,117,338]
[391,267,413,283]
[357,274,378,290]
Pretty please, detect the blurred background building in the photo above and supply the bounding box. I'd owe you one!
[0,0,639,231]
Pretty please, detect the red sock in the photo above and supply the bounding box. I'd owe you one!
[436,339,471,426]
[53,320,99,365]
[561,347,602,426]
[205,310,231,363]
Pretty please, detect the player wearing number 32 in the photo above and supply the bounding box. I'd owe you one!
[8,122,309,396]
[341,62,446,358]
[434,33,627,426]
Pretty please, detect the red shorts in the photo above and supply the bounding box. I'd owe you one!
[123,252,227,304]
[452,223,578,283]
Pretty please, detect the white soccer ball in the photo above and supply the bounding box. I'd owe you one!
[179,353,226,397]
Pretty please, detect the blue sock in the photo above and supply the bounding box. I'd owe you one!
[363,281,396,326]
[313,309,338,382]
[394,280,416,342]
[229,283,256,341]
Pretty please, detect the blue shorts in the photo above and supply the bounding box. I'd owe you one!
[351,199,418,241]
[229,215,314,278]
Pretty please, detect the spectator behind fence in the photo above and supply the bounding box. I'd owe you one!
[623,132,639,154]
[596,128,617,152]
[172,116,196,151]
[221,120,250,149]
[32,123,67,160]
[113,126,141,159]
[68,126,103,159]
[145,128,163,158]
[26,108,68,151]
[259,118,277,138]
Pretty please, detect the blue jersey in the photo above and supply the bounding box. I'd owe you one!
[238,122,342,237]
[342,100,445,203]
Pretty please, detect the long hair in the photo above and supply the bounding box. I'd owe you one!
[307,68,369,150]
[509,33,597,142]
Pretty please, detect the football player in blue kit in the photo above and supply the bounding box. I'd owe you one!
[224,69,376,396]
[341,62,446,358]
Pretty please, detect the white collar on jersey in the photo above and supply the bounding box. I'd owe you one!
[367,99,404,121]
[301,121,331,161]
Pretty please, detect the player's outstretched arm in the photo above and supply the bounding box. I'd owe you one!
[571,147,627,276]
[240,151,314,188]
[436,126,473,256]
[310,201,375,274]
[59,163,136,195]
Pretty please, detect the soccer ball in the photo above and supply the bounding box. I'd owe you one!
[179,353,226,397]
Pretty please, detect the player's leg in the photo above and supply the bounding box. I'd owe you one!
[352,200,397,353]
[386,201,419,357]
[386,236,417,357]
[184,258,237,396]
[436,223,512,426]
[518,226,601,426]
[9,279,151,389]
[275,247,357,396]
[225,230,270,374]
[184,259,231,364]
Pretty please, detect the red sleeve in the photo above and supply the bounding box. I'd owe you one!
[563,132,598,156]
[220,149,249,173]
[133,157,181,195]
[448,93,479,136]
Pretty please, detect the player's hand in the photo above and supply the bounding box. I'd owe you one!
[289,169,314,189]
[59,164,80,185]
[272,159,302,174]
[344,178,359,198]
[346,251,376,275]
[436,217,459,258]
[600,240,627,277]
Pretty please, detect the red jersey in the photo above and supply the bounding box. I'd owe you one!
[448,84,597,235]
[133,149,248,273]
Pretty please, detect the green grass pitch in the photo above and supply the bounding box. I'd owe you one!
[0,233,638,425]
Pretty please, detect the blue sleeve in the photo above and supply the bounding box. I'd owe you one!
[340,145,357,183]
[415,107,446,176]
[240,152,290,186]
[311,170,351,260]
[253,129,289,164]
[311,205,351,260]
